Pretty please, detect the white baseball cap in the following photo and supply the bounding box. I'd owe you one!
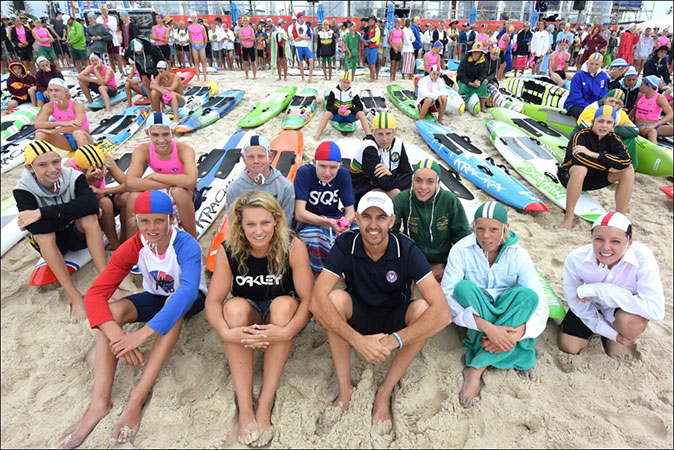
[357,191,394,216]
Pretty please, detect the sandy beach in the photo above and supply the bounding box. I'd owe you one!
[1,64,672,448]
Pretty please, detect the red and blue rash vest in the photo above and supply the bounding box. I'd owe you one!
[84,228,207,335]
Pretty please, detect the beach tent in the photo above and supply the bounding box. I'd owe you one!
[635,13,673,31]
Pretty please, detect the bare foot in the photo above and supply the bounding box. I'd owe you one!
[332,386,353,413]
[70,301,87,324]
[603,336,635,357]
[237,410,259,445]
[58,405,111,449]
[516,368,537,381]
[252,406,273,447]
[559,215,575,230]
[109,394,150,445]
[252,425,274,447]
[371,391,393,435]
[459,367,485,408]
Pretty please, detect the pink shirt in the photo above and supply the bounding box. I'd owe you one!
[16,26,27,43]
[35,27,51,46]
[52,99,90,131]
[636,92,662,121]
[390,28,403,44]
[149,140,184,174]
[188,24,204,43]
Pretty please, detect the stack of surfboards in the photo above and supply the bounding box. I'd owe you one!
[90,105,150,147]
[504,77,569,109]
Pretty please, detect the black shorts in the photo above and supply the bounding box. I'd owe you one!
[175,43,190,52]
[348,296,410,335]
[89,82,119,98]
[554,70,566,79]
[127,290,205,323]
[257,48,265,58]
[499,51,506,65]
[389,48,402,62]
[557,164,612,191]
[16,45,33,61]
[559,309,595,340]
[205,42,212,58]
[158,44,171,60]
[28,221,88,255]
[242,46,255,62]
[53,39,65,55]
[534,55,544,63]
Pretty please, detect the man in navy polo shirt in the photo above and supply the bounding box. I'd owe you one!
[310,190,451,434]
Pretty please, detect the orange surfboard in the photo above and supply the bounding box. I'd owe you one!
[205,130,304,271]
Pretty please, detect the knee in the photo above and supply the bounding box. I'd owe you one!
[222,298,253,325]
[77,213,100,229]
[327,290,352,320]
[268,296,299,326]
[34,130,48,140]
[72,129,88,139]
[453,279,481,307]
[99,196,113,212]
[614,311,648,337]
[171,186,191,202]
[405,298,430,325]
[557,332,585,355]
[568,165,588,178]
[110,300,134,325]
[33,232,56,245]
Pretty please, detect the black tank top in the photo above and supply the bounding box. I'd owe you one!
[224,245,295,302]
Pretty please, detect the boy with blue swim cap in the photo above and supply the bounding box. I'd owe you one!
[558,105,635,230]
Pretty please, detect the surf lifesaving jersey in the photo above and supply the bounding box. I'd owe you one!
[349,135,413,201]
[85,229,207,335]
[292,22,312,48]
[325,85,363,115]
[635,92,663,121]
[561,128,631,172]
[224,245,295,302]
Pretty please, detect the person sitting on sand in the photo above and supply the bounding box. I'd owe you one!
[549,40,572,87]
[310,190,450,432]
[557,106,634,230]
[77,53,118,112]
[125,113,200,239]
[124,38,162,107]
[224,135,295,227]
[440,201,549,408]
[416,64,449,124]
[314,71,371,141]
[294,141,356,272]
[34,78,94,151]
[628,75,674,144]
[393,159,471,282]
[58,190,206,449]
[619,67,641,114]
[456,42,489,113]
[205,191,313,447]
[564,52,610,119]
[349,111,412,205]
[13,141,108,323]
[149,61,185,122]
[558,211,664,357]
[34,56,64,107]
[6,61,37,108]
[575,89,639,166]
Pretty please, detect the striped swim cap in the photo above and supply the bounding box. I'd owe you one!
[428,64,442,72]
[609,58,627,68]
[243,134,270,152]
[602,89,625,104]
[372,111,396,130]
[74,144,104,170]
[624,66,638,77]
[48,77,68,88]
[592,211,632,237]
[146,111,174,131]
[413,158,441,178]
[339,71,352,82]
[25,140,57,165]
[474,201,508,224]
[589,52,604,62]
[594,105,619,123]
[643,75,659,89]
[134,190,174,215]
[314,141,341,162]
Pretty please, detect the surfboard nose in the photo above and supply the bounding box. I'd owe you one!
[524,201,548,212]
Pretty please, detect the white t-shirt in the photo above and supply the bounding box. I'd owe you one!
[223,29,235,50]
[209,28,223,51]
[294,22,311,48]
[176,28,189,46]
[97,14,119,47]
[402,27,415,52]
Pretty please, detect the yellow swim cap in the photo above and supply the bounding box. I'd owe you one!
[339,71,353,82]
[74,144,104,170]
[24,140,57,165]
[372,111,396,130]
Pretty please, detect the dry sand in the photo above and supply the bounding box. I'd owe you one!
[1,63,672,448]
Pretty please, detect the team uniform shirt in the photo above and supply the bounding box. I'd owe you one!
[415,75,447,106]
[84,229,207,335]
[349,135,413,201]
[563,242,665,341]
[325,84,363,115]
[561,128,631,172]
[440,232,549,340]
[294,164,355,219]
[292,22,312,48]
[323,230,432,309]
[578,101,634,128]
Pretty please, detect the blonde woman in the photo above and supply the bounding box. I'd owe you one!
[187,13,208,82]
[205,190,313,447]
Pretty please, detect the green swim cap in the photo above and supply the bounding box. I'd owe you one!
[474,201,508,224]
[413,158,441,178]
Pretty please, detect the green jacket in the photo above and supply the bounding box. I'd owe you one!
[343,31,361,58]
[67,21,86,50]
[393,188,471,263]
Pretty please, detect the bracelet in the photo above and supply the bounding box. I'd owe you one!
[392,332,403,349]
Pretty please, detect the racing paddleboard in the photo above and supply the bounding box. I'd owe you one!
[1,106,40,141]
[661,186,673,198]
[387,84,435,121]
[238,86,297,128]
[1,196,27,257]
[174,89,245,133]
[522,73,571,91]
[520,103,577,135]
[634,137,673,177]
[415,120,547,212]
[485,119,604,222]
[206,130,303,271]
[359,89,390,123]
[504,77,568,109]
[282,88,317,130]
[167,80,218,119]
[90,105,150,147]
[324,89,358,133]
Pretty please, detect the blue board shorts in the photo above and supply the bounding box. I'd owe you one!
[296,46,312,61]
[192,44,205,52]
[64,133,78,150]
[366,47,378,65]
[332,113,357,123]
[36,91,50,103]
[127,290,205,323]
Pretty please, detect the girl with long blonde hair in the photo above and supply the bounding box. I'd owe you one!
[204,190,313,447]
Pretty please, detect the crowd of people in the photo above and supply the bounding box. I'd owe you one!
[1,5,671,450]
